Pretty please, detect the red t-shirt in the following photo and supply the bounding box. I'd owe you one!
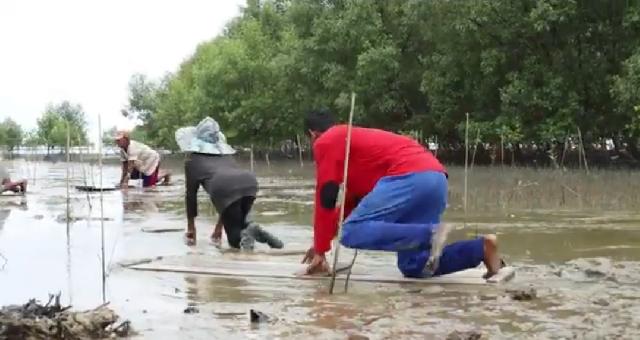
[312,125,446,254]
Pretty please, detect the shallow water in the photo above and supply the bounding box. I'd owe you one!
[0,159,639,339]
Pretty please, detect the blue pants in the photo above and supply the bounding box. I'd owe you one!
[341,171,485,278]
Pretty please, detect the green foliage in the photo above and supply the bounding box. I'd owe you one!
[0,118,23,151]
[36,101,88,150]
[23,130,42,147]
[613,48,640,137]
[126,0,640,149]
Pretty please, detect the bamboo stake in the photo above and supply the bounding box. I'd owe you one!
[577,127,589,173]
[464,113,469,231]
[250,144,254,172]
[66,122,71,223]
[500,133,504,168]
[560,134,569,168]
[329,92,357,294]
[296,134,304,168]
[64,125,73,305]
[79,137,92,211]
[470,128,480,171]
[578,136,583,170]
[98,115,106,303]
[265,140,271,169]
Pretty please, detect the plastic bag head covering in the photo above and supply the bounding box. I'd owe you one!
[175,117,236,155]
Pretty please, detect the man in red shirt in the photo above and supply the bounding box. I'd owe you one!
[302,109,502,278]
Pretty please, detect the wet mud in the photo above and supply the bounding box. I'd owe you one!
[0,160,639,338]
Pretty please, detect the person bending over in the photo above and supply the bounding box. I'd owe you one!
[176,117,283,250]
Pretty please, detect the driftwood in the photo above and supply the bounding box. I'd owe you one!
[0,293,133,339]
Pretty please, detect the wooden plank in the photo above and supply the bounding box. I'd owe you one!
[129,258,516,285]
[75,185,135,192]
[141,227,184,233]
[75,185,118,192]
[0,192,25,197]
[217,248,308,257]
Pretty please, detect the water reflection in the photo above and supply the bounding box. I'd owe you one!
[184,275,263,304]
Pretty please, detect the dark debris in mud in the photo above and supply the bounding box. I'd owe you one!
[249,309,270,323]
[446,330,483,340]
[183,306,199,314]
[508,287,537,301]
[0,294,133,340]
[249,309,272,323]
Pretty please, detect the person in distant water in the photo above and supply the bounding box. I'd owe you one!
[0,165,27,194]
[175,117,283,250]
[301,109,504,278]
[115,131,171,188]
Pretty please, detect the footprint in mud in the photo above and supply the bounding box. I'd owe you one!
[556,258,617,282]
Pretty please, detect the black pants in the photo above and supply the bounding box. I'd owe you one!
[220,196,255,248]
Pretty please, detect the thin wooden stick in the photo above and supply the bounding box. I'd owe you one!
[464,113,469,231]
[98,115,106,303]
[577,134,583,170]
[577,127,589,173]
[500,133,504,168]
[250,144,254,172]
[63,127,73,305]
[66,122,71,223]
[470,127,480,171]
[79,136,92,211]
[296,134,304,168]
[560,134,569,168]
[329,92,356,294]
[265,140,271,169]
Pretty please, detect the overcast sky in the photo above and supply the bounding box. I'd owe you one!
[0,0,245,142]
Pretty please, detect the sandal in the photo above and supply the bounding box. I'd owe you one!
[184,231,196,246]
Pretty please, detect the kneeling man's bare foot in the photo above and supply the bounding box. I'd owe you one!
[482,234,504,279]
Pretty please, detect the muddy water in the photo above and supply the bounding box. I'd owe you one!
[0,158,639,339]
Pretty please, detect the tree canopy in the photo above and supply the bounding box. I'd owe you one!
[36,101,88,152]
[0,118,23,151]
[127,0,640,155]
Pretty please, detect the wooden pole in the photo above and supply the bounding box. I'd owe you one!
[560,134,569,168]
[296,133,304,168]
[66,122,71,223]
[500,133,504,168]
[329,92,357,294]
[577,127,589,173]
[79,136,92,211]
[464,113,469,230]
[470,128,480,171]
[250,144,254,172]
[98,115,106,303]
[265,140,271,169]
